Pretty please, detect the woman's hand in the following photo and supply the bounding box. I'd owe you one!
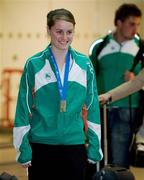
[22,161,32,168]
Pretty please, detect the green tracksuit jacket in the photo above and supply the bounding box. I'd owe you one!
[13,45,103,164]
[89,33,141,107]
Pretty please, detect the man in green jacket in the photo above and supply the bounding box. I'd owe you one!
[89,3,142,168]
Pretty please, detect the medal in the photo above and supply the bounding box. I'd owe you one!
[60,100,66,112]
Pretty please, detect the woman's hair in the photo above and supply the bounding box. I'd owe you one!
[47,8,76,29]
[114,3,142,26]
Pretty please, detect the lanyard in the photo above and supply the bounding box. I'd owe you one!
[49,48,70,101]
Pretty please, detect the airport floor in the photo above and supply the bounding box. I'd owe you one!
[0,130,144,180]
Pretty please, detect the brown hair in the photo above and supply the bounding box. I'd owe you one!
[47,8,76,29]
[114,3,142,26]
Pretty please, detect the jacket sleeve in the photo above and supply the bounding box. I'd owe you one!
[13,61,33,164]
[85,59,103,162]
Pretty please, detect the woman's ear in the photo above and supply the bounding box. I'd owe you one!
[47,26,50,35]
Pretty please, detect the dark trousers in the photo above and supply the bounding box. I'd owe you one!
[85,162,96,180]
[28,143,87,180]
[100,107,137,169]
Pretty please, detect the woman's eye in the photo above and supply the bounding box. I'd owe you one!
[56,30,63,34]
[67,31,73,34]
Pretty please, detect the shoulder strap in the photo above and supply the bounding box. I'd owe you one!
[91,34,109,76]
[130,38,144,72]
[95,34,109,58]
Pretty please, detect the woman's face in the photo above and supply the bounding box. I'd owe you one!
[48,19,75,50]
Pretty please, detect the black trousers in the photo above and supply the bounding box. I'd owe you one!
[28,143,87,180]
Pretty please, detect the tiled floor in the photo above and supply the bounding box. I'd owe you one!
[1,157,144,180]
[0,131,27,179]
[0,162,27,180]
[0,131,144,180]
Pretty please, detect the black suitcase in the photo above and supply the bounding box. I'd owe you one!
[92,165,135,180]
[0,172,18,180]
[92,104,135,180]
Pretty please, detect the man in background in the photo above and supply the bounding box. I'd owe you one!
[89,3,142,168]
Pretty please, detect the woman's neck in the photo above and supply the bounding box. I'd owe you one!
[51,46,68,71]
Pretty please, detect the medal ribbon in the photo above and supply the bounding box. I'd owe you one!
[49,48,70,101]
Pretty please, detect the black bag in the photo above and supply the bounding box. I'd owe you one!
[129,37,144,133]
[0,172,18,180]
[130,136,144,167]
[92,105,135,180]
[131,89,144,133]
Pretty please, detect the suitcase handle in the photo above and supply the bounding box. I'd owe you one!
[96,104,108,172]
[103,104,108,166]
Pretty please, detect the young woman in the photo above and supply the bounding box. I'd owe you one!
[13,8,102,180]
